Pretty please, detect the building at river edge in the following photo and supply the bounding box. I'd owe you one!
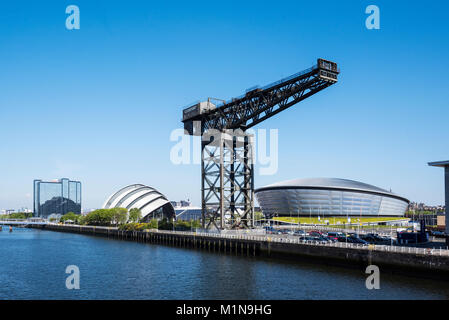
[33,178,81,218]
[102,184,175,221]
[255,178,409,218]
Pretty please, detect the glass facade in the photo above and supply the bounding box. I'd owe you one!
[175,208,202,221]
[33,178,81,218]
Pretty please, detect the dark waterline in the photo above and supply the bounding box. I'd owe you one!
[1,227,448,300]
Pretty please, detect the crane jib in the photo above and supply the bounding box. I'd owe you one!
[182,58,339,136]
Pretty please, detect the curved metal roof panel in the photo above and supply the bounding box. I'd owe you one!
[102,184,174,219]
[102,184,145,209]
[256,178,408,202]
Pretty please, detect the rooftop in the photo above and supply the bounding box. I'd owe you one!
[428,160,449,167]
[256,177,409,202]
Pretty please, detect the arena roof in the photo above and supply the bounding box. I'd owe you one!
[255,178,409,203]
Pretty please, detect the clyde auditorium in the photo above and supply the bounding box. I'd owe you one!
[255,178,409,218]
[103,184,175,221]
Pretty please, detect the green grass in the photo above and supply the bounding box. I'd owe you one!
[272,216,408,226]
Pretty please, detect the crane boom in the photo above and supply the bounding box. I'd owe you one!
[183,58,339,135]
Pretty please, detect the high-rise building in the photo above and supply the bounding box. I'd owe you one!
[33,178,81,218]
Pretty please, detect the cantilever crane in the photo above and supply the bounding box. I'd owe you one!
[182,58,339,230]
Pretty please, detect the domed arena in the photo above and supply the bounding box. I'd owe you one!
[255,178,409,218]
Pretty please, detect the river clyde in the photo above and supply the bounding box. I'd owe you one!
[1,227,449,300]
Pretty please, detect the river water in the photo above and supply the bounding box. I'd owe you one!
[1,227,448,300]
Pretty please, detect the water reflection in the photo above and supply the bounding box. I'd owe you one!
[0,227,448,300]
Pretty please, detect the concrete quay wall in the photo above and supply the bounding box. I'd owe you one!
[261,241,449,276]
[30,224,449,277]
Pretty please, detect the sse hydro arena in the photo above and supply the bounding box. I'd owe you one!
[255,178,409,218]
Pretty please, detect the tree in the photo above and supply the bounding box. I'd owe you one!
[78,215,86,225]
[83,208,128,226]
[254,211,264,221]
[148,219,158,229]
[61,212,78,223]
[128,208,142,223]
[85,209,112,226]
[158,217,173,230]
[111,208,128,226]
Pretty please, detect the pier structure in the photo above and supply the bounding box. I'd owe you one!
[28,223,449,277]
[0,219,48,226]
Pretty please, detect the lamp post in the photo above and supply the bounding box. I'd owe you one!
[390,223,393,246]
[309,207,312,227]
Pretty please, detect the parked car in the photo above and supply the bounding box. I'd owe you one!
[299,236,315,241]
[348,237,369,245]
[367,233,387,243]
[360,234,377,243]
[381,236,395,244]
[326,232,344,241]
[293,230,306,236]
[324,236,337,242]
[308,230,323,237]
[430,230,445,237]
[312,236,329,244]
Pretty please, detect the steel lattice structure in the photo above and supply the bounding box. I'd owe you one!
[182,58,339,230]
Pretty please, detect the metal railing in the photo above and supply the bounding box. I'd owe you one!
[143,229,449,258]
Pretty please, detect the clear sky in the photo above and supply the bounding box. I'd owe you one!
[1,0,448,210]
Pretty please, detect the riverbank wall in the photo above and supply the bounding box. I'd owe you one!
[29,224,449,278]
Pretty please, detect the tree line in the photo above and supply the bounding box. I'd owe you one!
[58,208,201,231]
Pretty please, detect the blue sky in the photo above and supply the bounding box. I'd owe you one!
[0,0,448,210]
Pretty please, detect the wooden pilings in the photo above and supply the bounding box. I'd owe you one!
[28,224,260,257]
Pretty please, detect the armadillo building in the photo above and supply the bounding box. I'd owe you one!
[255,178,409,218]
[103,184,175,221]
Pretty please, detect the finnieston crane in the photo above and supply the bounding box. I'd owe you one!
[182,58,339,230]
